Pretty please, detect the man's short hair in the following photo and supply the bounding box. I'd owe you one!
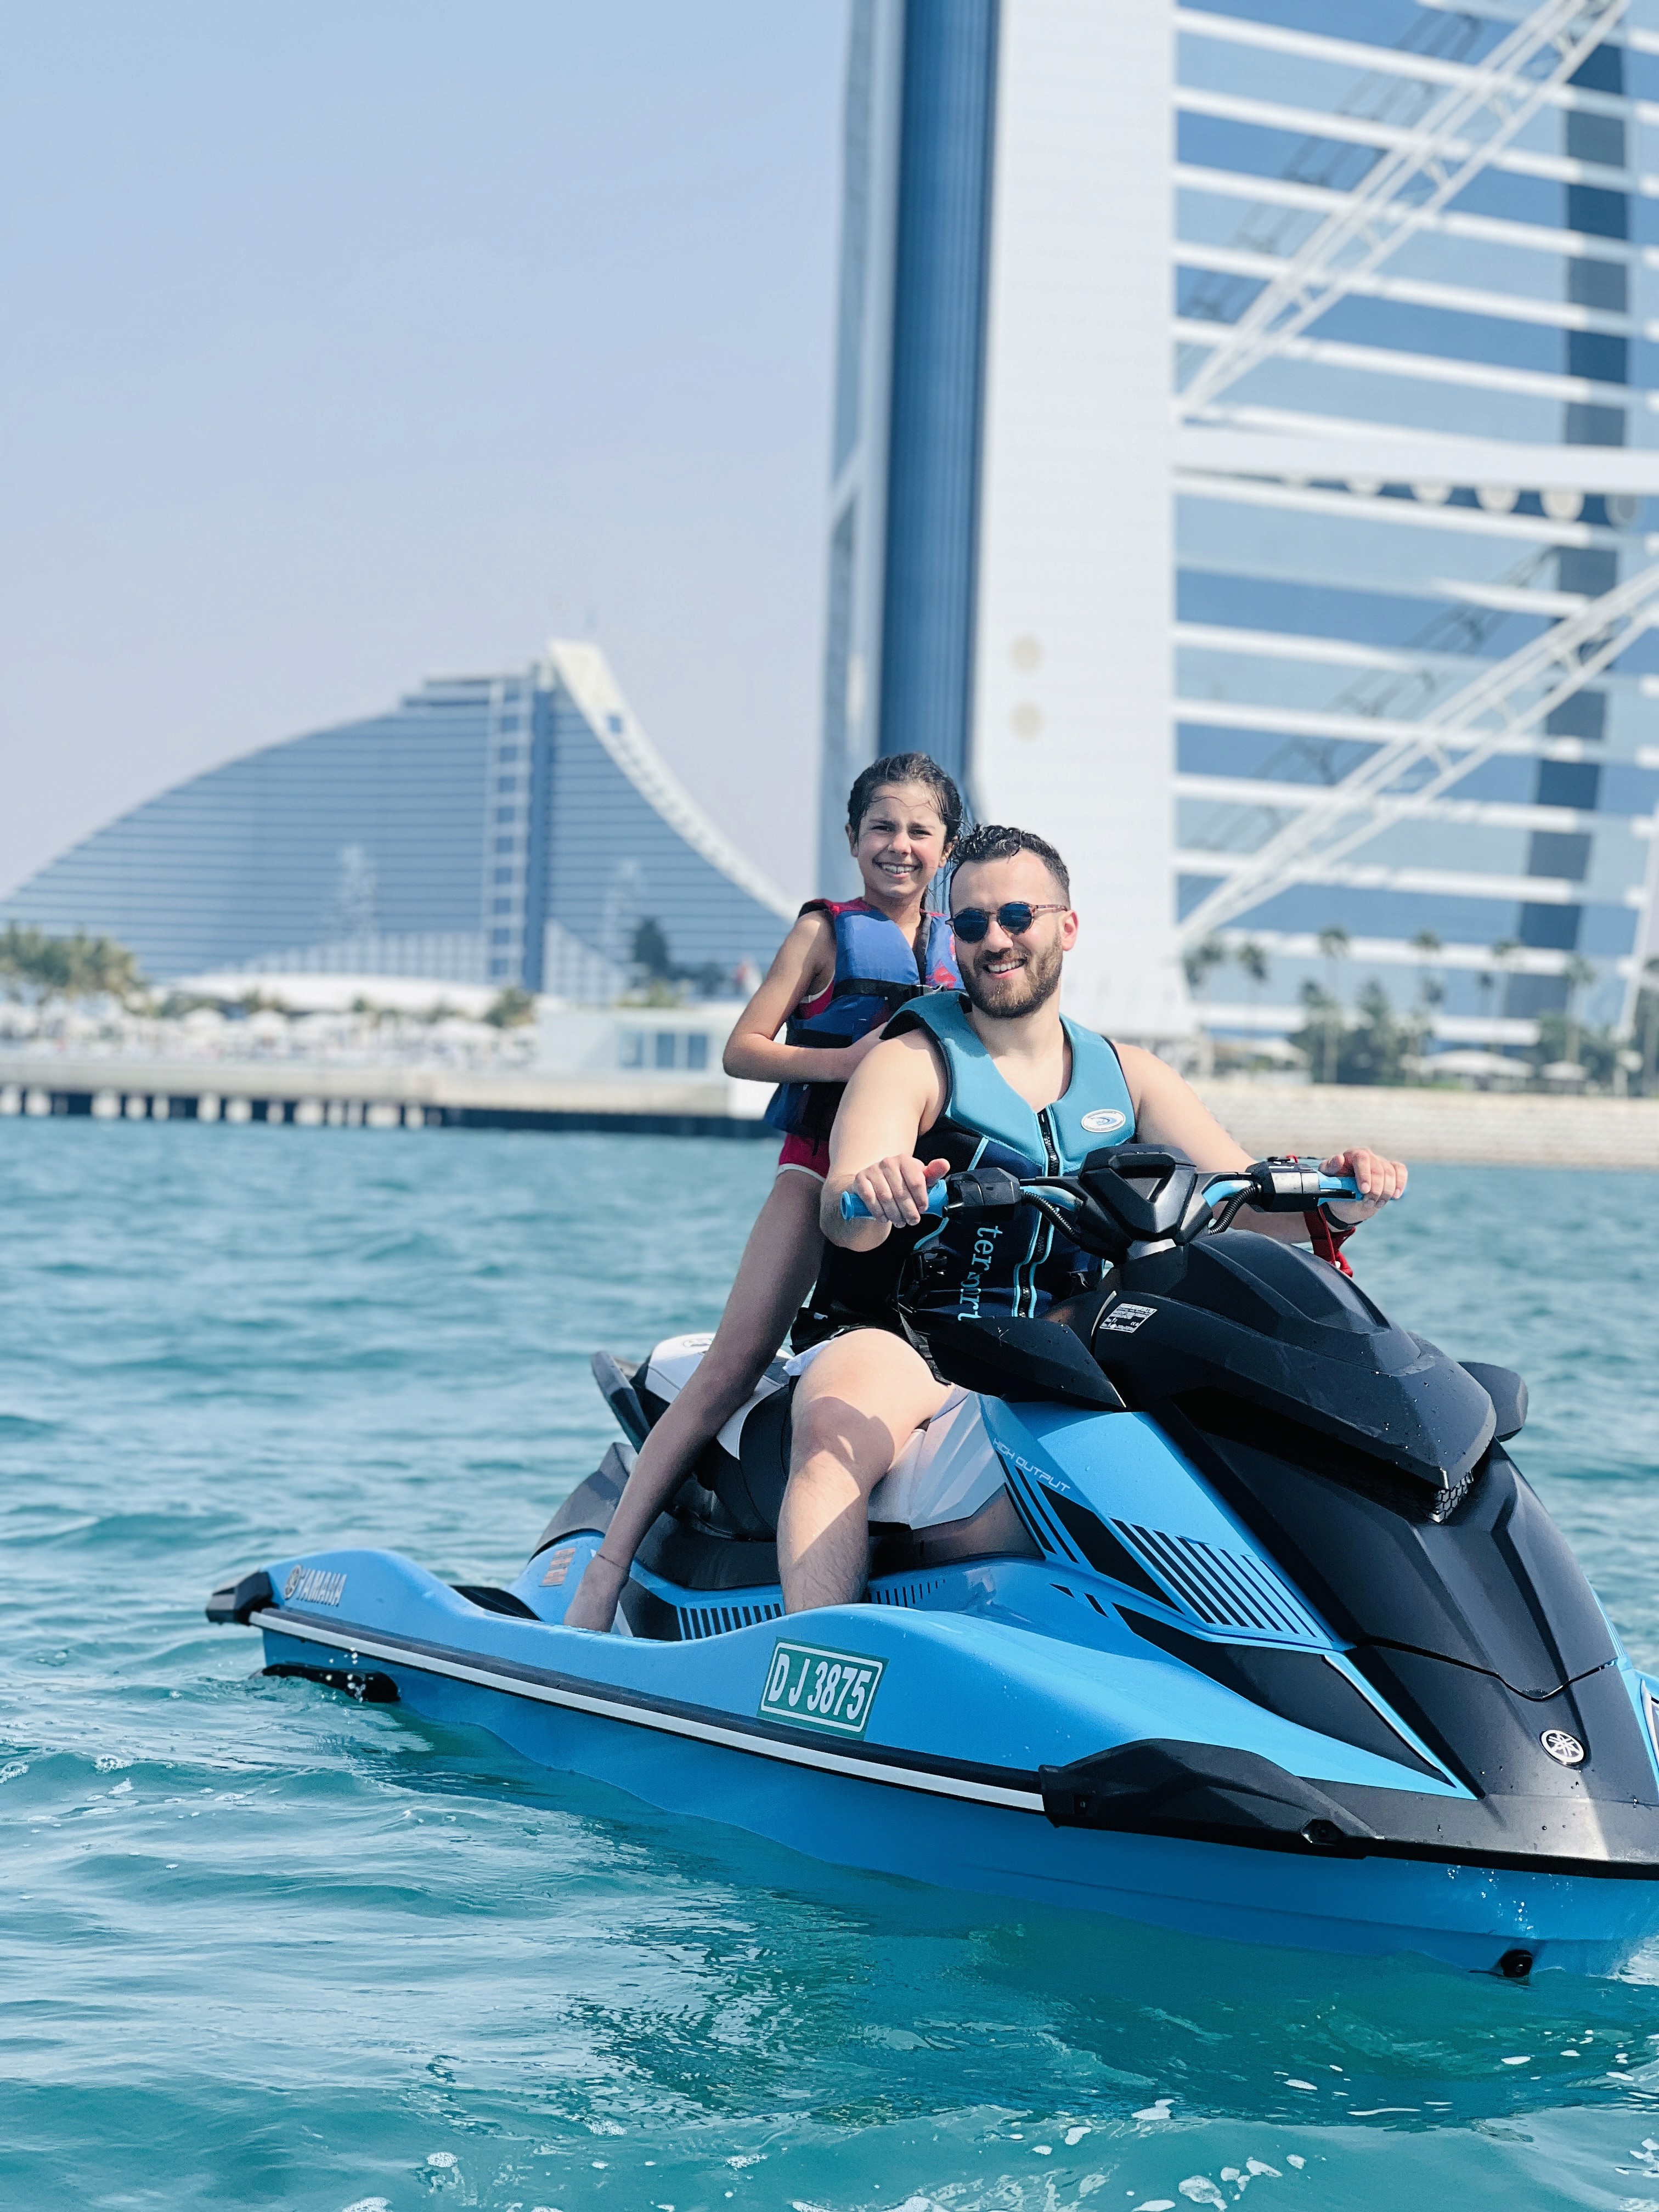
[950,823,1071,904]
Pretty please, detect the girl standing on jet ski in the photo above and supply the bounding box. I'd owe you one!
[564,754,964,1632]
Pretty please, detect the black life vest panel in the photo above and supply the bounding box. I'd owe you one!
[764,898,960,1143]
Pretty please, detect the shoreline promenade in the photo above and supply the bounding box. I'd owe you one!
[4,1052,1659,1166]
[1193,1082,1659,1173]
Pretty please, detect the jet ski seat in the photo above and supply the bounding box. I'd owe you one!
[636,1334,1031,1542]
[538,1335,1041,1598]
[560,1347,796,1548]
[690,1375,792,1541]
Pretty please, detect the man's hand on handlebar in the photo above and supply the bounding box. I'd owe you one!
[1319,1146,1407,1224]
[848,1154,951,1228]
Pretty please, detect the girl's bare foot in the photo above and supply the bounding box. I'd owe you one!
[563,1550,629,1633]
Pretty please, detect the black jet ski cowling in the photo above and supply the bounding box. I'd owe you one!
[1082,1231,1495,1508]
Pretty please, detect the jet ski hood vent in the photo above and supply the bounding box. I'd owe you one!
[1091,1233,1495,1497]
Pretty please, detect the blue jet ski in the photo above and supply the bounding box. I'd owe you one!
[207,1147,1659,1975]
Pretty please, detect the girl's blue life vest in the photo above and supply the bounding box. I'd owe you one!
[764,898,961,1142]
[885,990,1137,1322]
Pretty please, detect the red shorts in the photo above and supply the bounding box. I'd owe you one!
[777,1132,832,1180]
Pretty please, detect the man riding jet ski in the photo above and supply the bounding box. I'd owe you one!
[768,822,1403,1615]
[207,826,1659,1971]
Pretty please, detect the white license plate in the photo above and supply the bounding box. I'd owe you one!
[758,1639,885,1737]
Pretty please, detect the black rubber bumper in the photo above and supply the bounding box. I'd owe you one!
[1040,1736,1659,1878]
[205,1571,274,1625]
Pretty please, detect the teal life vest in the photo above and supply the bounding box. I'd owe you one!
[885,991,1137,1322]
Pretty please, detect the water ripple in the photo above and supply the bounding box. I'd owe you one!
[4,1123,1659,2209]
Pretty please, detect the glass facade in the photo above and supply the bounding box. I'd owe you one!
[540,686,783,982]
[3,645,792,994]
[1173,0,1659,1043]
[823,0,1659,1043]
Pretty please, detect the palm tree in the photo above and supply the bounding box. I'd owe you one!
[0,924,52,995]
[1315,927,1349,1084]
[485,986,536,1029]
[1485,935,1521,1055]
[1408,928,1443,1011]
[1641,956,1659,1095]
[1236,938,1270,1044]
[0,924,142,1007]
[73,934,143,1006]
[1562,952,1598,1072]
[1296,980,1343,1087]
[1182,935,1227,1077]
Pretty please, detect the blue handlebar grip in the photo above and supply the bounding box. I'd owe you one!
[1316,1173,1362,1197]
[839,1183,949,1222]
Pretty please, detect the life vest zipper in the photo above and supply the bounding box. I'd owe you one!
[1017,1104,1063,1318]
[1039,1104,1061,1177]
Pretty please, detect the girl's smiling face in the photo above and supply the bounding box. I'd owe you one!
[847,781,952,909]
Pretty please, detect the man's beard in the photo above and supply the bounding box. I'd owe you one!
[962,934,1064,1019]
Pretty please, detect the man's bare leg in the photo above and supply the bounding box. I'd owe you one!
[565,1172,825,1631]
[778,1329,948,1613]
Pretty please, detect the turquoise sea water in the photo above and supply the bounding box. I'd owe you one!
[5,1122,1659,2212]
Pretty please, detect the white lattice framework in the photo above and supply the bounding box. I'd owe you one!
[1177,554,1659,945]
[1175,0,1630,421]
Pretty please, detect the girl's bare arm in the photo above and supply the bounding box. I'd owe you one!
[723,912,876,1085]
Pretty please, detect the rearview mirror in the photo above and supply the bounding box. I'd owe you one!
[1460,1361,1528,1442]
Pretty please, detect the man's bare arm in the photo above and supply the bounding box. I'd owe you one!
[820,1031,949,1250]
[1117,1044,1407,1241]
[1118,1045,1253,1173]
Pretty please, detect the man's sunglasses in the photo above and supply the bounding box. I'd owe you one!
[950,901,1068,944]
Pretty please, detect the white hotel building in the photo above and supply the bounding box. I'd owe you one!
[820,0,1659,1047]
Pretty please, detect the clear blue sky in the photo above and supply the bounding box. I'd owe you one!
[1,2,848,904]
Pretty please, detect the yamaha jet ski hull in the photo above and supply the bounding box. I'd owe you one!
[211,1156,1659,1974]
[238,1542,1659,1976]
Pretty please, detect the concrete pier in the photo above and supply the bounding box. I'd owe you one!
[0,1054,774,1139]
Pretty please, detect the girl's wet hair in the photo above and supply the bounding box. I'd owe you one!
[846,753,964,848]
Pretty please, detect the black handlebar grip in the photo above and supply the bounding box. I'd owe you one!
[947,1167,1025,1212]
[1249,1159,1331,1211]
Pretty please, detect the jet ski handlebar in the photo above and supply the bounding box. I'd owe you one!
[840,1152,1361,1260]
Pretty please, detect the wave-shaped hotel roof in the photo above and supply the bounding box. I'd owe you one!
[3,641,793,998]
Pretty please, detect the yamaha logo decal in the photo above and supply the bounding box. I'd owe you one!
[1539,1729,1585,1767]
[1080,1107,1128,1135]
[284,1565,347,1608]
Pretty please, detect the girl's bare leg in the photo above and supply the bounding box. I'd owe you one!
[777,1329,948,1612]
[564,1170,825,1631]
